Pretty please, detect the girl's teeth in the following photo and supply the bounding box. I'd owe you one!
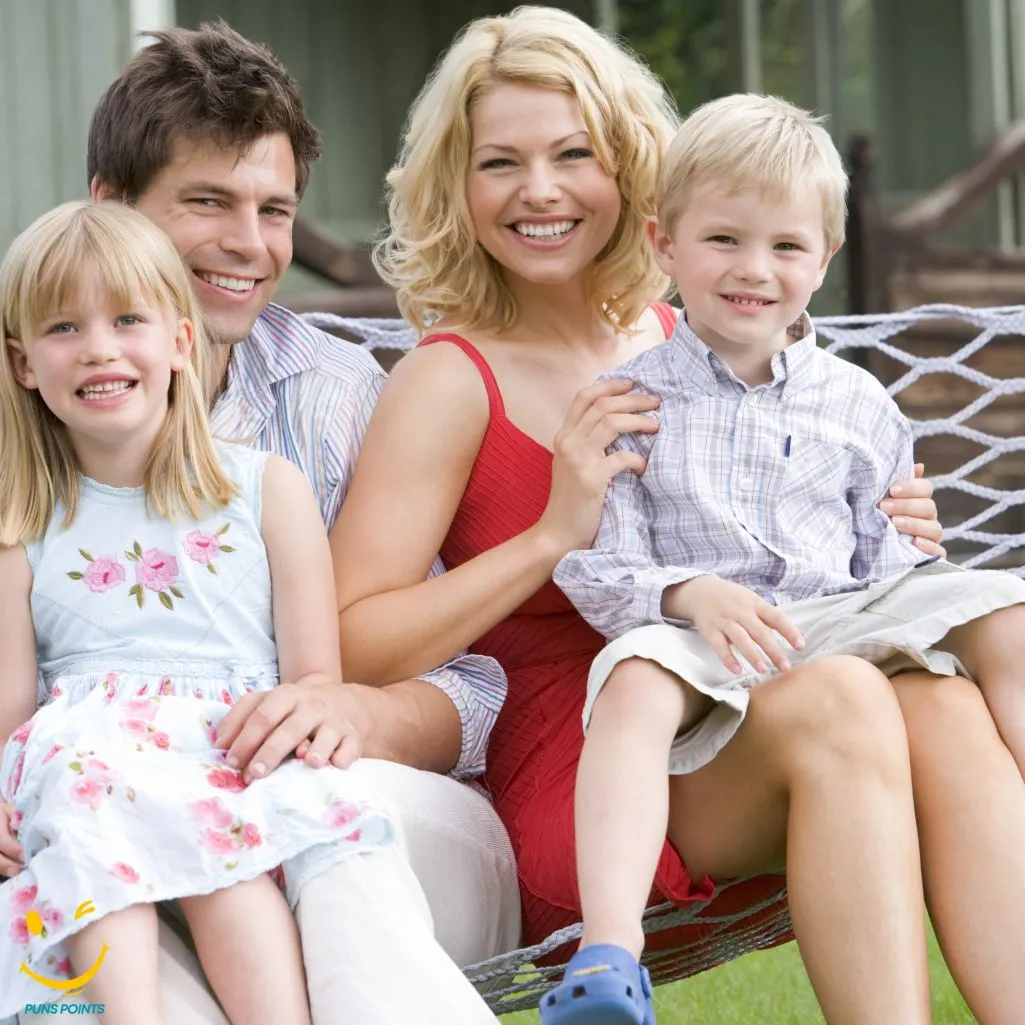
[514,221,576,239]
[80,381,133,398]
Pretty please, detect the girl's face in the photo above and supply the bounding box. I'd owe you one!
[466,83,622,294]
[8,266,193,472]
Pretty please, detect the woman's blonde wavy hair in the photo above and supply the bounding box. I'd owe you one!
[0,201,234,545]
[374,5,679,334]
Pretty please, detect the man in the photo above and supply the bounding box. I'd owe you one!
[21,21,518,1025]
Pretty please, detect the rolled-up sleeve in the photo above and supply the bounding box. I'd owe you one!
[417,653,507,779]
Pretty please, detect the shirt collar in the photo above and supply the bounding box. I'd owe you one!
[668,309,820,397]
[209,302,323,438]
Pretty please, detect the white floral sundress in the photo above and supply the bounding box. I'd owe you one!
[0,443,392,1015]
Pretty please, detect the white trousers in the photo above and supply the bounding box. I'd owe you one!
[18,760,521,1025]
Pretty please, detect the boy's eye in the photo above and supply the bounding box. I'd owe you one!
[47,322,76,335]
[775,241,803,251]
[708,235,736,245]
[116,314,142,327]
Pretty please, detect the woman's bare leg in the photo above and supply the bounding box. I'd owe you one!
[667,655,930,1025]
[894,670,1025,1025]
[575,657,713,955]
[65,903,165,1025]
[178,875,310,1025]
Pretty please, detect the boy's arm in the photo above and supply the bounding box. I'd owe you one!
[554,440,709,640]
[849,403,924,580]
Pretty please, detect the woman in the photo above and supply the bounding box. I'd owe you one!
[333,8,1023,1023]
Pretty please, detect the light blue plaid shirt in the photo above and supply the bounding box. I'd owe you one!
[208,304,506,777]
[554,312,923,641]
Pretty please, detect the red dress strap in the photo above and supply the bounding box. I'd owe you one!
[419,333,506,417]
[651,301,679,339]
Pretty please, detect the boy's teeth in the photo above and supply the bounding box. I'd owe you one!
[80,381,133,398]
[514,221,576,238]
[727,295,771,306]
[198,272,256,292]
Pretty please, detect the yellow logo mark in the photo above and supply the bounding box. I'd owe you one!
[571,964,612,977]
[19,900,109,995]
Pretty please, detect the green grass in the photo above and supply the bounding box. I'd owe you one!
[500,924,976,1024]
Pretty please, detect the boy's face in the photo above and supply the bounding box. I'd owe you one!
[651,182,835,361]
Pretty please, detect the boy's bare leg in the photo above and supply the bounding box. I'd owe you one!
[943,605,1025,774]
[576,657,712,956]
[64,903,165,1025]
[178,876,310,1025]
[894,670,1025,1025]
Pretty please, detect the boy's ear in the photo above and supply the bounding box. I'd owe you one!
[171,318,195,372]
[647,216,676,276]
[814,244,840,290]
[6,338,37,389]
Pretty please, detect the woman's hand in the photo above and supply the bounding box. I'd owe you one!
[665,575,805,675]
[535,379,660,554]
[880,463,945,557]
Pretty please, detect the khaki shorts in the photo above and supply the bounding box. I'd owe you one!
[584,561,1025,775]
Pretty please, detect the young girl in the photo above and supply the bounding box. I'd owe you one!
[0,201,392,1025]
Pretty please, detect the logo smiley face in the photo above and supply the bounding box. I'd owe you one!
[19,900,109,994]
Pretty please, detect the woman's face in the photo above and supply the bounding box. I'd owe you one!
[466,83,622,291]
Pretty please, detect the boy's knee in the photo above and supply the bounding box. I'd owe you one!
[594,657,689,725]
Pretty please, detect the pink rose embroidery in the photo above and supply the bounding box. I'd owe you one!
[184,524,235,575]
[11,885,38,914]
[84,759,117,784]
[10,809,23,832]
[125,543,183,610]
[152,731,171,751]
[42,744,64,765]
[190,797,234,829]
[323,800,360,831]
[123,698,159,722]
[220,690,234,707]
[41,906,63,930]
[67,549,125,594]
[110,862,140,883]
[158,677,174,696]
[8,752,25,797]
[82,554,125,593]
[240,823,262,848]
[69,777,103,806]
[10,722,31,745]
[207,767,247,792]
[9,917,30,946]
[199,828,235,854]
[53,957,71,976]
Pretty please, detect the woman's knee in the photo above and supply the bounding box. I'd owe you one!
[759,655,908,772]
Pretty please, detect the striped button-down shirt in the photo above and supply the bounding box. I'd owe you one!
[554,312,923,640]
[208,303,506,776]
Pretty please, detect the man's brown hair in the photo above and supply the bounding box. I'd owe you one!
[87,20,322,200]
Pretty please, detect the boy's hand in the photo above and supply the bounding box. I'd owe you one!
[0,802,23,877]
[665,575,805,675]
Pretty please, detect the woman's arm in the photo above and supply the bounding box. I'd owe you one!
[331,343,658,684]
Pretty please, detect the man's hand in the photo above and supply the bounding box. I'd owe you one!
[216,676,368,783]
[0,802,23,877]
[664,575,805,675]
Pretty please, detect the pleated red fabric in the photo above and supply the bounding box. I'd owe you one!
[419,304,791,970]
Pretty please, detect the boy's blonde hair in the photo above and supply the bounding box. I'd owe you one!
[657,93,848,251]
[374,5,679,334]
[0,201,234,544]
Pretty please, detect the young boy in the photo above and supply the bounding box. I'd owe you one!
[546,93,1025,1024]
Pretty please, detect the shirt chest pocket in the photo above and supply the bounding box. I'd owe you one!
[777,439,854,553]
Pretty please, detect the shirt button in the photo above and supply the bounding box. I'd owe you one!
[740,476,755,490]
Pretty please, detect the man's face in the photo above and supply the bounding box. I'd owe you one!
[115,133,298,345]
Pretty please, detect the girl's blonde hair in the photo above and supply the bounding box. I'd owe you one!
[657,93,849,251]
[0,200,234,544]
[374,5,679,334]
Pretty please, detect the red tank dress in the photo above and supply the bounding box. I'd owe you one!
[419,305,792,978]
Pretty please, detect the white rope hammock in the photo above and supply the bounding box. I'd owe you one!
[302,304,1025,1012]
